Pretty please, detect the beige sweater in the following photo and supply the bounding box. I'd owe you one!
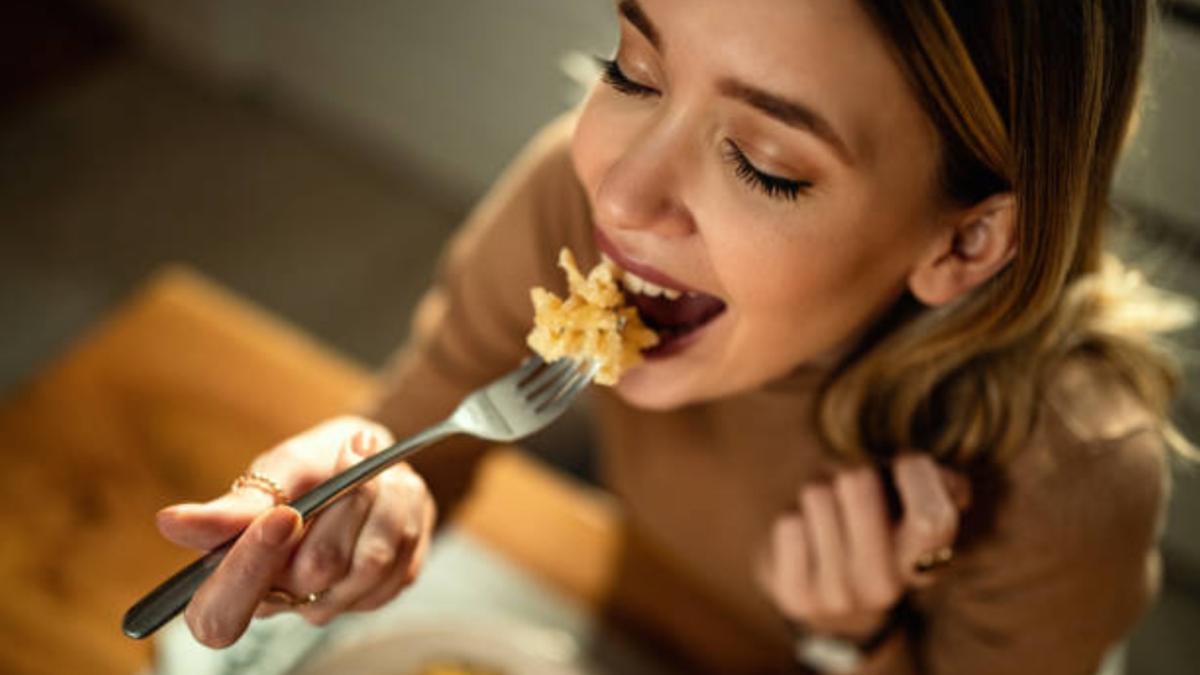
[367,116,1169,674]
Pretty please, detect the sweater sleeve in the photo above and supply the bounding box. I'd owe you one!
[362,113,593,516]
[852,425,1168,675]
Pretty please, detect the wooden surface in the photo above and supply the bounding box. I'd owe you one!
[0,267,373,675]
[0,266,775,675]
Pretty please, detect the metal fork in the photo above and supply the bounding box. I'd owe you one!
[122,355,597,640]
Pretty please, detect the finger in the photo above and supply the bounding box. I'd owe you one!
[250,417,397,496]
[939,467,972,510]
[356,421,396,454]
[348,494,436,612]
[157,487,281,551]
[278,434,375,596]
[156,425,372,552]
[801,485,852,615]
[297,464,428,625]
[893,454,960,585]
[184,505,302,648]
[253,602,287,620]
[834,467,901,609]
[763,513,813,621]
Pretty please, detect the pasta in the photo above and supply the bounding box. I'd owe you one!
[526,248,658,385]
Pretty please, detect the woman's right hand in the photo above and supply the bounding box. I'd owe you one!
[155,416,436,648]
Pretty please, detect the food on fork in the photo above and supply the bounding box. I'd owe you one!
[527,248,658,385]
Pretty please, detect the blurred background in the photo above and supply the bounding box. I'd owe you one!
[0,1,1198,674]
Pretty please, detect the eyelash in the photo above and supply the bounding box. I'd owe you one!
[596,56,811,203]
[595,56,659,97]
[721,141,810,202]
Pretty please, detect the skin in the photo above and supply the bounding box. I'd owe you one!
[571,1,1010,639]
[157,418,434,645]
[161,0,1017,649]
[573,0,1010,411]
[577,0,933,410]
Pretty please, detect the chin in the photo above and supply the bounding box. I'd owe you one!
[611,365,700,411]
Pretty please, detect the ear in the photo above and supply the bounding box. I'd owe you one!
[907,193,1016,307]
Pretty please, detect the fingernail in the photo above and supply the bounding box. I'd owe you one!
[157,503,214,525]
[351,430,374,457]
[260,506,299,546]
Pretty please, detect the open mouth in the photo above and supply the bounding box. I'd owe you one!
[602,253,728,358]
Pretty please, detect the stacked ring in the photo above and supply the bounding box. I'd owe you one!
[264,588,326,607]
[231,471,288,506]
[914,546,955,573]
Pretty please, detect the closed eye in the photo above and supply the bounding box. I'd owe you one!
[721,141,811,202]
[595,56,660,98]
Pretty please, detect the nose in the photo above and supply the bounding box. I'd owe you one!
[593,119,696,238]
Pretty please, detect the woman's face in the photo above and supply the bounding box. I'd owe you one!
[572,0,948,410]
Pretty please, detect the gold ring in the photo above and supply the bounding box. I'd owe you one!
[914,546,954,574]
[231,471,288,505]
[264,588,326,607]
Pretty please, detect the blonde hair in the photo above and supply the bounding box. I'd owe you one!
[819,0,1195,465]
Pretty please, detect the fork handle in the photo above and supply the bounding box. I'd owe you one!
[121,421,457,640]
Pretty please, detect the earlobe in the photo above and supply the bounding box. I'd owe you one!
[907,193,1016,307]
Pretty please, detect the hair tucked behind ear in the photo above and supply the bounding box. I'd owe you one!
[820,0,1195,465]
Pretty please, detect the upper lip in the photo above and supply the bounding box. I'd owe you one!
[593,228,703,295]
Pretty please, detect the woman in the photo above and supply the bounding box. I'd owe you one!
[155,1,1192,672]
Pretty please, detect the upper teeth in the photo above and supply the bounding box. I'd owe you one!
[602,253,683,299]
[624,270,682,300]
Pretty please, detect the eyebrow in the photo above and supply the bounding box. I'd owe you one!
[618,0,662,50]
[617,0,854,165]
[717,79,856,165]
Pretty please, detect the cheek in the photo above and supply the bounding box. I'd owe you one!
[710,206,912,349]
[710,220,851,312]
[570,92,634,202]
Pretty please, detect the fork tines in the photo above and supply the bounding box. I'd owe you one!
[520,357,598,412]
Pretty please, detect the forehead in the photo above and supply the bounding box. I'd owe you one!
[634,0,933,167]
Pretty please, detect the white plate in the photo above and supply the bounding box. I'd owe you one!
[290,617,593,675]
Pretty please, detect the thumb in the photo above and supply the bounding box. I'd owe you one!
[157,488,281,551]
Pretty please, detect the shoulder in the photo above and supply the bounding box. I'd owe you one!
[483,111,582,210]
[987,354,1169,552]
[920,357,1171,675]
[1042,353,1158,445]
[447,111,590,268]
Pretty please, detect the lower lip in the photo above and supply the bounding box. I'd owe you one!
[641,310,726,360]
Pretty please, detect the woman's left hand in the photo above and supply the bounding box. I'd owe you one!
[755,454,971,641]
